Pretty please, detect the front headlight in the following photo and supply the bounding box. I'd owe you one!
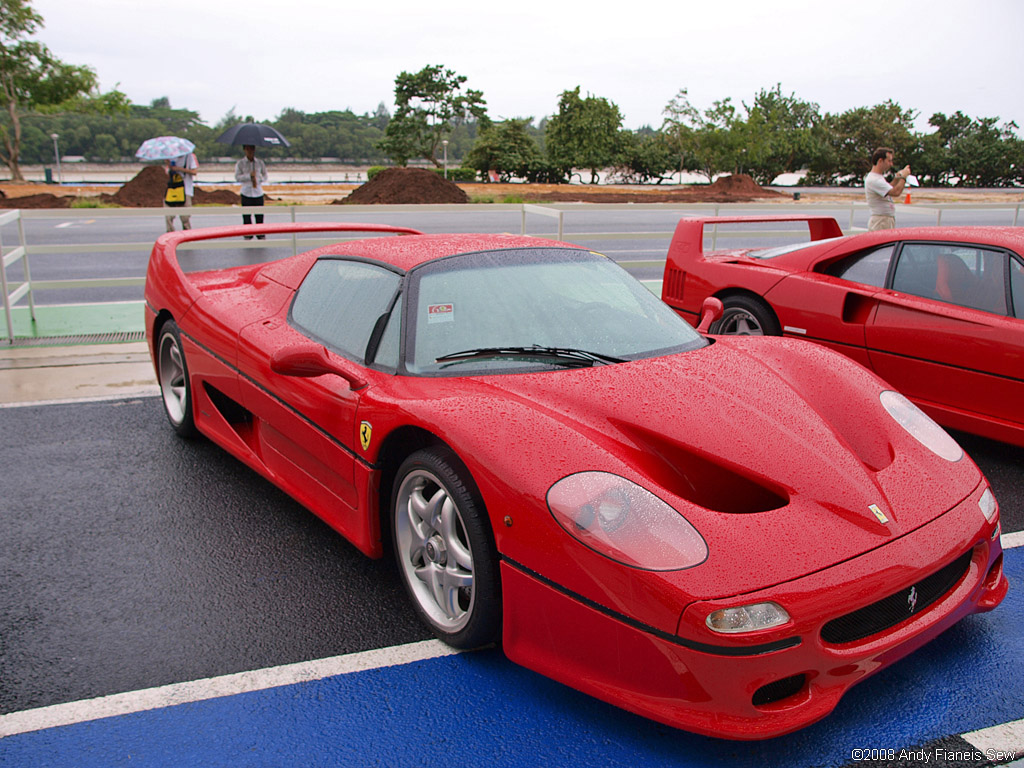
[880,391,963,462]
[979,487,998,523]
[706,602,791,634]
[547,472,708,571]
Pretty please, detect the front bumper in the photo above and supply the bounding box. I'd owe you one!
[501,486,1006,740]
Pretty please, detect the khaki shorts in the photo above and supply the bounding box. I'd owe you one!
[868,215,895,231]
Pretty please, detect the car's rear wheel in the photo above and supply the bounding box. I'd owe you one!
[711,295,781,336]
[157,320,197,437]
[391,448,500,649]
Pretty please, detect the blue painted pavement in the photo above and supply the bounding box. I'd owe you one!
[2,548,1021,768]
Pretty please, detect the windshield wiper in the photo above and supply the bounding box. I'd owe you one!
[435,345,626,368]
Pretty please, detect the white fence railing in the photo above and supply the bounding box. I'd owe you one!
[3,200,1022,343]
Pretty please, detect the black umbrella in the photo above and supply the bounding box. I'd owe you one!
[215,122,291,148]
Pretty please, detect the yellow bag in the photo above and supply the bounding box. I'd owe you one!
[165,170,186,206]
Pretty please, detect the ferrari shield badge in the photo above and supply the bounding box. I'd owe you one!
[869,504,889,524]
[359,421,372,451]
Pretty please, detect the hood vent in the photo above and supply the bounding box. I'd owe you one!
[617,423,790,514]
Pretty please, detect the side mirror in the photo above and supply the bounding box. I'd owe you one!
[270,344,367,390]
[696,297,724,334]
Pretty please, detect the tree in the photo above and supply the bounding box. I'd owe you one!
[610,130,675,184]
[738,84,820,185]
[917,111,1024,187]
[464,118,543,181]
[0,0,124,180]
[805,101,918,186]
[378,65,488,167]
[545,87,624,183]
[661,89,743,182]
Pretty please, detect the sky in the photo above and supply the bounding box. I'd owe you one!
[29,0,1024,135]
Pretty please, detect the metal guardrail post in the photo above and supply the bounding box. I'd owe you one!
[0,225,9,343]
[0,209,35,343]
[291,206,298,256]
[17,211,35,322]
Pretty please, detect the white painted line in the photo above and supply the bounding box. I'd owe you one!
[1002,530,1024,550]
[0,391,160,409]
[0,639,460,738]
[962,718,1024,761]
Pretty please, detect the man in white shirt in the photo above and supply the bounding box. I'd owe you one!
[864,147,911,231]
[234,144,268,240]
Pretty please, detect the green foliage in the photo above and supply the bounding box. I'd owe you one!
[805,100,918,186]
[1,0,125,179]
[661,89,744,182]
[2,24,1021,192]
[522,159,569,184]
[915,112,1024,186]
[70,196,115,208]
[545,87,624,183]
[378,64,489,167]
[463,118,543,181]
[736,84,820,185]
[611,130,676,183]
[433,166,477,182]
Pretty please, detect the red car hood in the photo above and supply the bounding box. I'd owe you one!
[467,337,982,594]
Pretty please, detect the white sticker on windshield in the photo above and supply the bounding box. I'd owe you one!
[427,303,454,324]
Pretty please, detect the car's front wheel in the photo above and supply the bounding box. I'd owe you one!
[710,295,781,336]
[156,320,197,437]
[391,448,500,649]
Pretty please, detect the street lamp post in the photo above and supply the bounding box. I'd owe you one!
[442,140,449,180]
[50,133,63,185]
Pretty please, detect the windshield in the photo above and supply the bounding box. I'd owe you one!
[405,247,707,375]
[747,236,843,260]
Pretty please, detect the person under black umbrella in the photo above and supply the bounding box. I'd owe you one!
[234,144,268,239]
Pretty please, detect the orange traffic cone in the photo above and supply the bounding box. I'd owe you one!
[904,192,912,204]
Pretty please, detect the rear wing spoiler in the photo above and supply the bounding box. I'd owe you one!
[147,222,423,302]
[154,221,422,252]
[666,215,843,266]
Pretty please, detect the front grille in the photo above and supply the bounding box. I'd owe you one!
[752,674,805,707]
[821,550,973,645]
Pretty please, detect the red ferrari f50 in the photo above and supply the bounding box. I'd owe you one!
[145,223,1006,739]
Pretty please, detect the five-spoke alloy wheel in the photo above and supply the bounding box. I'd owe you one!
[157,320,197,437]
[391,448,500,648]
[710,295,781,336]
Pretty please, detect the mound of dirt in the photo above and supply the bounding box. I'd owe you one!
[340,167,468,205]
[706,173,780,197]
[195,188,243,205]
[0,192,74,209]
[97,165,242,207]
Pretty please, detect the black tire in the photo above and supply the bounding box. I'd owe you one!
[390,447,500,649]
[710,295,781,336]
[156,320,198,437]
